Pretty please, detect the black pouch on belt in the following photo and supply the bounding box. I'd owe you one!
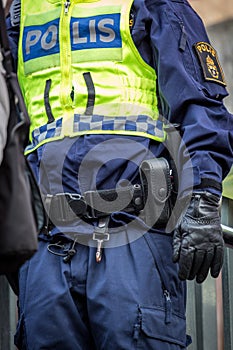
[139,157,173,228]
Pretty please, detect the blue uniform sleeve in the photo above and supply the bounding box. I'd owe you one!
[5,13,19,67]
[5,0,233,195]
[144,0,233,194]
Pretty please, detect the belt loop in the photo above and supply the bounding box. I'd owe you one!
[92,217,110,263]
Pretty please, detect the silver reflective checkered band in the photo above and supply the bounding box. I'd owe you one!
[26,114,165,152]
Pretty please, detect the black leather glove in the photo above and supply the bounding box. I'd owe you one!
[172,191,224,283]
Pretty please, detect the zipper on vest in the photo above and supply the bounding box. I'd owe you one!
[64,0,71,14]
[60,0,73,135]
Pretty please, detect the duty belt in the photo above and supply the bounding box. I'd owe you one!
[44,184,144,225]
[44,157,173,228]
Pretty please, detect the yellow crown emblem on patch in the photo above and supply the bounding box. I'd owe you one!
[206,55,214,66]
[206,55,219,79]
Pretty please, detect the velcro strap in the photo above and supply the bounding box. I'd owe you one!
[194,178,222,192]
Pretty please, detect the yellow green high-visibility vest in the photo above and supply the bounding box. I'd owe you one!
[18,0,165,154]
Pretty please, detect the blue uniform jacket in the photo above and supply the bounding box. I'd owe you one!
[6,0,233,197]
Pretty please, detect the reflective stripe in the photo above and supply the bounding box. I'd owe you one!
[25,118,63,153]
[73,114,164,136]
[25,114,166,154]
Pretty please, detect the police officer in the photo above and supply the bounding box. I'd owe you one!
[7,0,233,349]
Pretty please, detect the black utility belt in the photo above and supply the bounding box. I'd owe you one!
[44,157,174,228]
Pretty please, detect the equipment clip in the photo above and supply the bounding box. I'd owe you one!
[93,218,110,263]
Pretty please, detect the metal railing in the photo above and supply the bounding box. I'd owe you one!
[187,197,233,350]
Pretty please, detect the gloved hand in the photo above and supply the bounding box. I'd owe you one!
[172,191,224,283]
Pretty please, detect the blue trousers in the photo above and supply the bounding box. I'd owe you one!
[15,232,187,349]
[15,136,188,349]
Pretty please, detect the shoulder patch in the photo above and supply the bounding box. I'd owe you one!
[194,42,226,86]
